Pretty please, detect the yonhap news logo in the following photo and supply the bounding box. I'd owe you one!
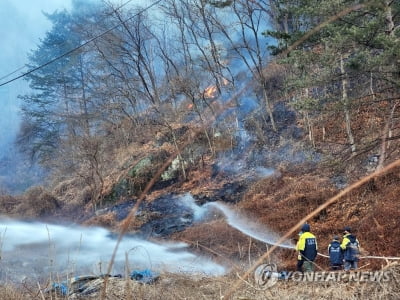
[254,264,280,289]
[254,266,391,290]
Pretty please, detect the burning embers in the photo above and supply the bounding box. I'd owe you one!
[203,78,230,99]
[204,85,218,98]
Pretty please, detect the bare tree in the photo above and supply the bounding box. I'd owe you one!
[210,0,277,131]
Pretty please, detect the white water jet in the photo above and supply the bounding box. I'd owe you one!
[0,217,225,282]
[179,195,294,249]
[207,202,294,249]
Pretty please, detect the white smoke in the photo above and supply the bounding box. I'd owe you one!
[179,193,210,222]
[254,167,275,178]
[0,217,225,283]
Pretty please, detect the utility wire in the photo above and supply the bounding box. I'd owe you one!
[0,0,136,83]
[0,66,27,82]
[0,0,162,88]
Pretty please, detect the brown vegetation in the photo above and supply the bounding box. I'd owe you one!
[0,186,59,218]
[0,264,399,300]
[2,0,399,298]
[233,166,400,271]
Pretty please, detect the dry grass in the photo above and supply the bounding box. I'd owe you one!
[0,286,32,300]
[240,172,337,235]
[1,264,399,300]
[0,195,17,215]
[0,186,60,218]
[173,220,289,270]
[236,166,400,270]
[53,178,92,209]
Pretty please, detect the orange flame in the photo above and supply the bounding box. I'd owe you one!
[203,78,230,99]
[204,85,218,98]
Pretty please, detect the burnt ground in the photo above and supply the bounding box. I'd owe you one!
[78,99,400,273]
[1,101,400,299]
[82,157,400,274]
[83,178,249,238]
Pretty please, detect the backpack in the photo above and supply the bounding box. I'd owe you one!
[344,235,359,261]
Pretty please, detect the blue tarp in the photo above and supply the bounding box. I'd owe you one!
[130,269,160,284]
[50,282,69,295]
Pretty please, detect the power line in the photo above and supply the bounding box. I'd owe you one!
[0,0,137,83]
[0,66,27,82]
[0,0,136,83]
[0,0,162,88]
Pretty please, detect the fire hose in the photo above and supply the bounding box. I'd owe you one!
[317,253,400,260]
[283,244,400,261]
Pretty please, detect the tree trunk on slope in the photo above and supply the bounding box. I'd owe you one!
[340,54,356,154]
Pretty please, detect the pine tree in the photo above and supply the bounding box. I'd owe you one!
[272,0,400,159]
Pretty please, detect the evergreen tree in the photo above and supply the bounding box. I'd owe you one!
[273,0,400,158]
[18,1,104,163]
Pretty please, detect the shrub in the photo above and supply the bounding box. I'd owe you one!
[16,186,60,217]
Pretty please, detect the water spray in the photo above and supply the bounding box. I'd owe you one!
[180,194,294,249]
[0,217,226,283]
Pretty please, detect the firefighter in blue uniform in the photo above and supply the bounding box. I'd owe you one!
[328,235,343,270]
